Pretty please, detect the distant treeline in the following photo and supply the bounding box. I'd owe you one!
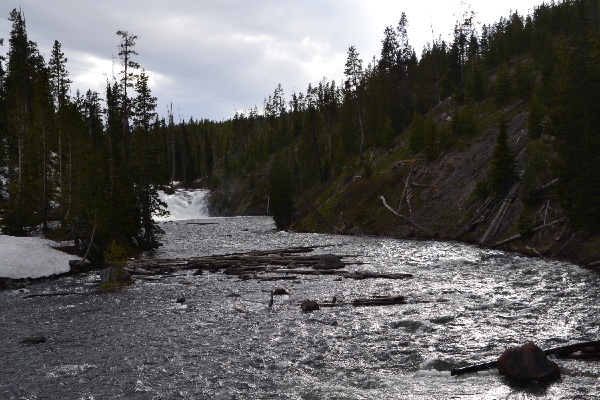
[1,1,600,260]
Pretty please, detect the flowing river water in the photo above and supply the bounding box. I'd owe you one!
[1,190,600,399]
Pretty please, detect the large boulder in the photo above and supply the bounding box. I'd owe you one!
[497,342,561,383]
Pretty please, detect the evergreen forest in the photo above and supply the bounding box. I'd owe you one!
[2,1,600,263]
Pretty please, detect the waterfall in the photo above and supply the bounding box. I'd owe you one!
[155,189,210,221]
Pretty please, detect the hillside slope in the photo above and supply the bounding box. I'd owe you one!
[291,100,600,267]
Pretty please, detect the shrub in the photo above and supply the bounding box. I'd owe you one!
[103,240,128,267]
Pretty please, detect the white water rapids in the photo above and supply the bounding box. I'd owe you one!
[155,188,210,221]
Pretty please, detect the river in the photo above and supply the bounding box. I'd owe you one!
[1,190,599,399]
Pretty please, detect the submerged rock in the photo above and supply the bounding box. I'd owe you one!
[301,300,320,312]
[272,288,289,296]
[497,342,561,383]
[313,254,344,270]
[21,336,47,345]
[100,266,132,285]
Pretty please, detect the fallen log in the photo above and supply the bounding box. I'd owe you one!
[451,360,497,376]
[544,340,600,358]
[268,269,412,280]
[303,295,407,308]
[344,271,413,280]
[125,246,411,282]
[491,218,567,248]
[480,183,520,245]
[458,196,495,236]
[352,295,406,306]
[256,275,298,282]
[23,291,90,299]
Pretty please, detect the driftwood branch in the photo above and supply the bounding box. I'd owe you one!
[380,195,412,223]
[352,295,406,306]
[397,166,417,215]
[380,195,423,230]
[451,360,497,376]
[316,295,407,308]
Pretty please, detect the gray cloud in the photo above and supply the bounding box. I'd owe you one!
[1,0,544,121]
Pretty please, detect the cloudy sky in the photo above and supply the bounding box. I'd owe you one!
[1,1,544,121]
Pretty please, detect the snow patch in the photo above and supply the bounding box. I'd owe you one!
[0,235,77,279]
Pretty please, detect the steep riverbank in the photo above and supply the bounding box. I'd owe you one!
[299,110,600,267]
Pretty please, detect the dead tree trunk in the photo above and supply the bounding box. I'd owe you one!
[480,183,520,245]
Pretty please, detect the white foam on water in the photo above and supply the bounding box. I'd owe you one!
[155,189,210,221]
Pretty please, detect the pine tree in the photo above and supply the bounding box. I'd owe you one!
[48,40,71,197]
[344,46,365,155]
[3,9,41,233]
[116,30,139,162]
[132,69,167,247]
[528,91,544,139]
[494,64,512,108]
[488,117,517,194]
[268,152,294,230]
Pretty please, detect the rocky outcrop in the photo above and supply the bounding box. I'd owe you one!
[497,342,561,383]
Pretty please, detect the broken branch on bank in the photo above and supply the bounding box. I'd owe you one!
[380,195,423,230]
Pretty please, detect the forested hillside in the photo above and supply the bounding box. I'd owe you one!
[2,1,600,264]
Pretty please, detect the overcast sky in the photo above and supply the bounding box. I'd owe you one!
[1,1,544,121]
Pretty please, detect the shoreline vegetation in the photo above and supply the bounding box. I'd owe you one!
[2,2,600,272]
